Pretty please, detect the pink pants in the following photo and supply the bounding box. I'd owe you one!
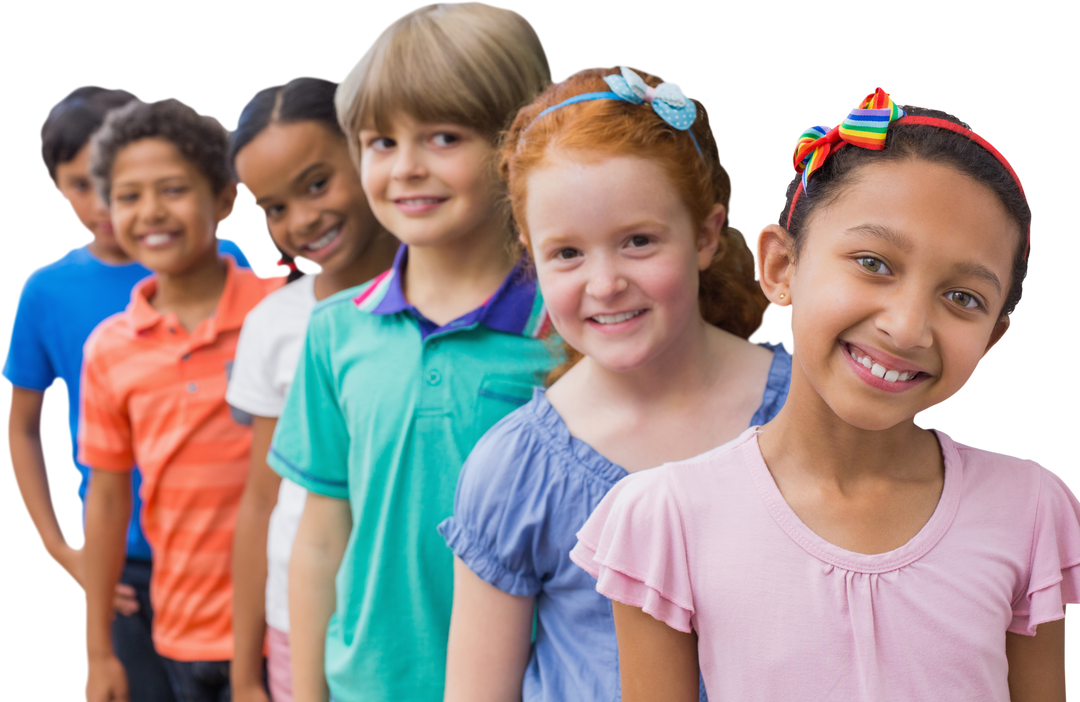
[267,625,293,702]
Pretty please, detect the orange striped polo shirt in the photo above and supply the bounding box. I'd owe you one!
[79,259,282,661]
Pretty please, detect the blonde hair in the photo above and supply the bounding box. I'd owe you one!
[336,3,550,166]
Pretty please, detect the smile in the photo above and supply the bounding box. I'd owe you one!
[844,343,923,383]
[590,310,643,325]
[302,226,340,252]
[139,231,179,249]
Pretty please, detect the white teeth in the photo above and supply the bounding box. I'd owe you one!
[399,198,442,205]
[591,310,642,324]
[305,227,340,251]
[848,345,916,383]
[144,233,172,247]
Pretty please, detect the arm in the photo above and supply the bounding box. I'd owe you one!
[290,492,351,702]
[9,387,83,583]
[84,468,132,702]
[613,602,699,702]
[1005,609,1066,702]
[230,416,281,702]
[444,558,534,702]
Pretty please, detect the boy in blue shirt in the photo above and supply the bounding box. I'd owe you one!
[5,86,249,701]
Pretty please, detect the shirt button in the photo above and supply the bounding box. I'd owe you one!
[187,382,198,394]
[426,370,441,386]
[181,353,191,361]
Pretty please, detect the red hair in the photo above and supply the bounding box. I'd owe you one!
[501,67,768,382]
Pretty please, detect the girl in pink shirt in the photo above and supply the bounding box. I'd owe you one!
[572,89,1079,701]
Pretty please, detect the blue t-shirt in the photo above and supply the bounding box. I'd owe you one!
[439,344,791,702]
[3,240,250,560]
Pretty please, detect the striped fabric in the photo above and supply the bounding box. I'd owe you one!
[79,260,281,661]
[793,88,906,189]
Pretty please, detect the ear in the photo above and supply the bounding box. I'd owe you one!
[983,315,1010,354]
[697,204,726,270]
[215,181,238,223]
[758,224,796,305]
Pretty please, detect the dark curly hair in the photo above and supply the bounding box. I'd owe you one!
[90,99,231,203]
[779,107,1030,318]
[41,86,138,182]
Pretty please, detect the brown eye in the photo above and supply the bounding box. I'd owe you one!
[856,256,890,274]
[947,291,980,309]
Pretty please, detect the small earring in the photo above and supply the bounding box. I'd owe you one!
[779,293,786,300]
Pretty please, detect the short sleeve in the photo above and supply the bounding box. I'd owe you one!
[3,275,56,391]
[437,409,551,597]
[218,239,250,268]
[227,307,286,419]
[77,334,134,471]
[570,468,695,633]
[266,311,350,500]
[1009,467,1080,635]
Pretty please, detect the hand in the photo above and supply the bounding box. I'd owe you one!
[231,681,271,702]
[86,654,129,702]
[113,584,140,617]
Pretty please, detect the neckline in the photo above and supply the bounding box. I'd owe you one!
[530,389,629,486]
[746,429,962,573]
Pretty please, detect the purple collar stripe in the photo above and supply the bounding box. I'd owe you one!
[355,244,544,339]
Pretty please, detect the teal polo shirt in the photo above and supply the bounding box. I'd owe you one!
[268,245,555,702]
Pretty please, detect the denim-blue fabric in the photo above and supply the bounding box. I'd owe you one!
[439,344,791,702]
[3,241,248,560]
[115,559,177,702]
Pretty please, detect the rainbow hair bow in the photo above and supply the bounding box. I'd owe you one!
[793,88,906,190]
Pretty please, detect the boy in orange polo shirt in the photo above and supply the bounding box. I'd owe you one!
[78,99,280,702]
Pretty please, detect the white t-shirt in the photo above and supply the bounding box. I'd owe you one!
[226,274,317,633]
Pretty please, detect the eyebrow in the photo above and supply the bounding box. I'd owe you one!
[113,174,188,190]
[292,162,327,185]
[846,223,915,252]
[847,223,1003,295]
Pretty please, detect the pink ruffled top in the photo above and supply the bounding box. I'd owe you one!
[571,428,1080,701]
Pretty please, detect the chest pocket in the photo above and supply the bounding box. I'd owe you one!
[471,376,536,438]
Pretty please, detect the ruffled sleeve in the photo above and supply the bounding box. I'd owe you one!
[1009,467,1080,635]
[438,403,553,596]
[571,468,695,633]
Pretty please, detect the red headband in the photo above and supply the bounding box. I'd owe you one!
[785,115,1030,260]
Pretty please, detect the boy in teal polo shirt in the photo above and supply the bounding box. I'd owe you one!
[270,250,551,700]
[266,6,553,701]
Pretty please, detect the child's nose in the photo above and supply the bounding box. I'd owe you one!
[288,204,320,237]
[585,259,629,300]
[139,192,167,222]
[877,289,934,349]
[391,143,427,180]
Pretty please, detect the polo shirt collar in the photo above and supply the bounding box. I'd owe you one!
[355,244,550,339]
[128,257,250,337]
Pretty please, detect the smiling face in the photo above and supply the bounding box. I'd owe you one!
[779,158,1018,431]
[109,137,233,275]
[526,152,719,373]
[357,113,503,248]
[235,121,385,271]
[55,143,121,251]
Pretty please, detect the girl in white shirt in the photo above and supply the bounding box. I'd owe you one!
[225,77,398,702]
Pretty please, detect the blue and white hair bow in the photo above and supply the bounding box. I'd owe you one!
[524,66,702,154]
[603,66,698,132]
